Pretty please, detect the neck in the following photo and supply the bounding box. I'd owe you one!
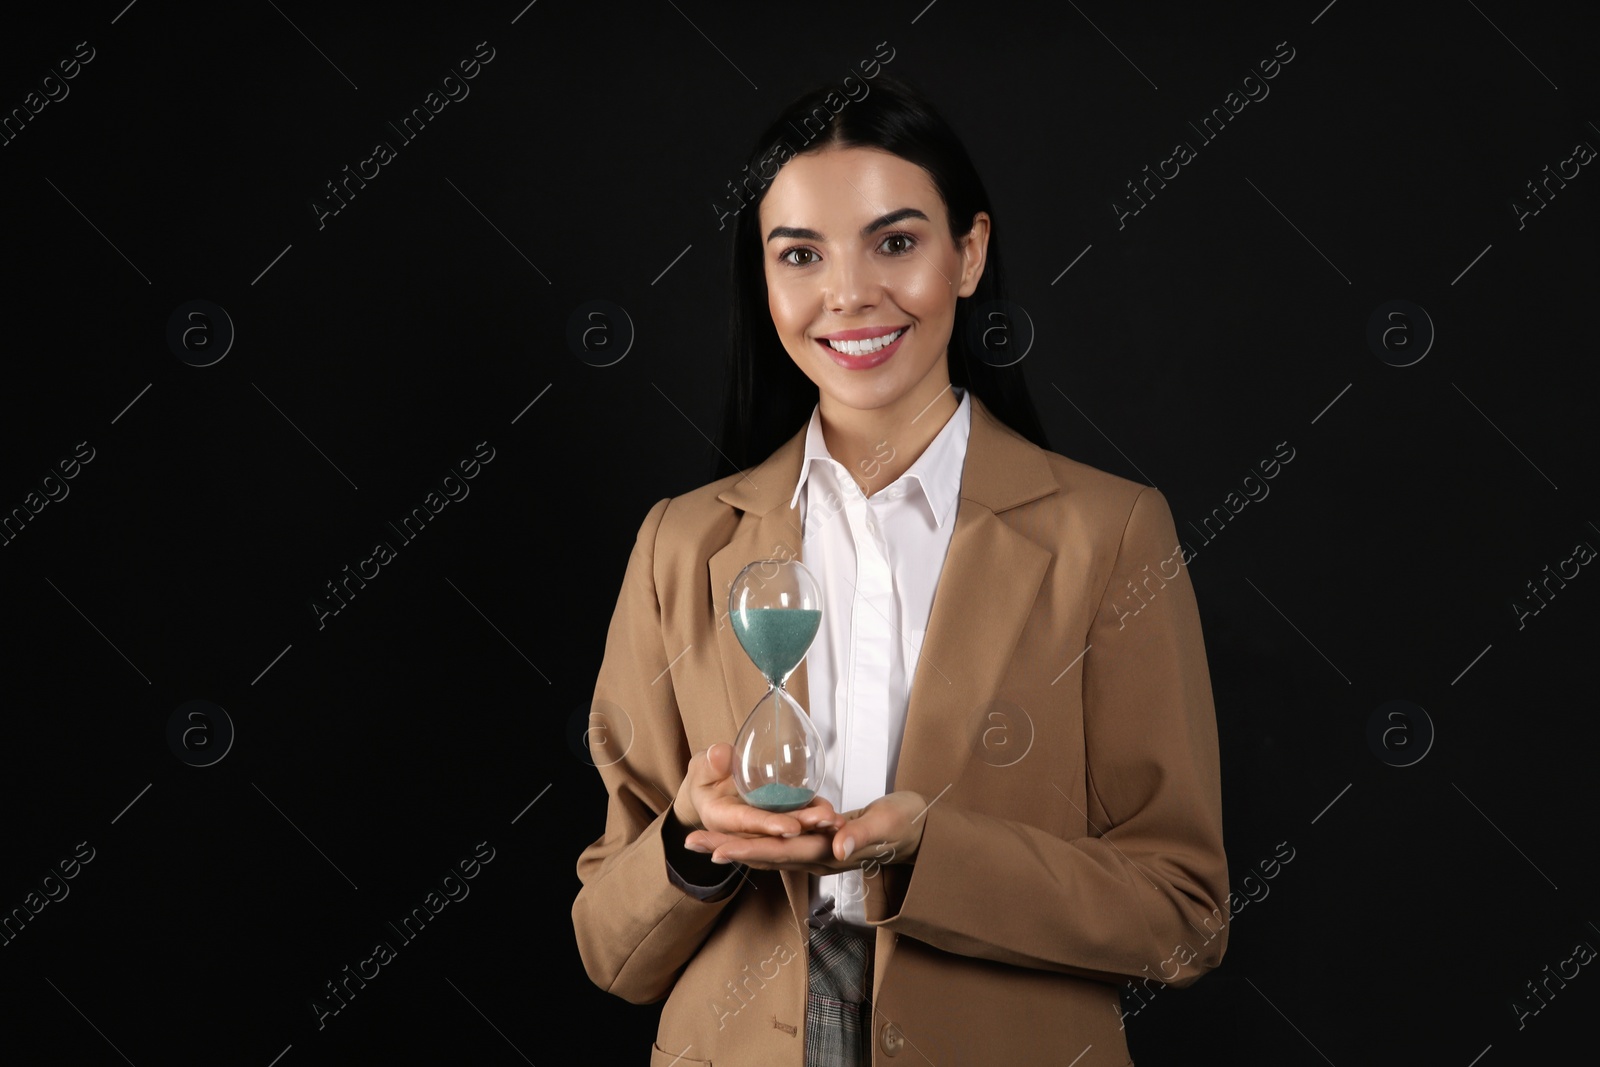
[818,380,962,498]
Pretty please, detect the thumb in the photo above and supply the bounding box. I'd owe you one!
[832,809,885,863]
[704,742,733,781]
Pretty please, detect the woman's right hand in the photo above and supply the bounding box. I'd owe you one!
[673,742,839,839]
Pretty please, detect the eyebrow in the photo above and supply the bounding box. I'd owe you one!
[765,206,930,244]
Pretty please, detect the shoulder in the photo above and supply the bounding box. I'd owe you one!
[1039,448,1151,512]
[965,395,1167,540]
[621,471,749,576]
[1002,434,1174,554]
[995,443,1189,610]
[656,471,747,542]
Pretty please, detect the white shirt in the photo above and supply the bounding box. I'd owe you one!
[788,386,971,927]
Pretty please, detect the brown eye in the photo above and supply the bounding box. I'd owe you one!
[880,233,914,255]
[780,248,818,267]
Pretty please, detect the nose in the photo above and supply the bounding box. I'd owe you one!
[822,252,878,315]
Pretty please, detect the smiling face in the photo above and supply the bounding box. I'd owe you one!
[758,145,988,422]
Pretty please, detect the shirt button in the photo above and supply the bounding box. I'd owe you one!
[880,1022,904,1056]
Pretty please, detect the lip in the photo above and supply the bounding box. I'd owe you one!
[817,325,909,341]
[817,326,907,371]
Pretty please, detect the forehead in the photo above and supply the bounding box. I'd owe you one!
[759,146,946,229]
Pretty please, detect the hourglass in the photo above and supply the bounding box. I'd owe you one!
[728,559,826,812]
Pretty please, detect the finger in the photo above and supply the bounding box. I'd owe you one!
[686,829,760,855]
[714,832,834,868]
[702,796,807,838]
[788,796,841,832]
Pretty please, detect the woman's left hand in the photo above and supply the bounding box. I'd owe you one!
[684,790,929,875]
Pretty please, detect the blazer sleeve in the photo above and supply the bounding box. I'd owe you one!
[866,486,1229,988]
[571,497,747,1004]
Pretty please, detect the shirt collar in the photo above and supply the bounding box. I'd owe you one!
[788,385,971,530]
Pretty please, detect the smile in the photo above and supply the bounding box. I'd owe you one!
[817,327,907,370]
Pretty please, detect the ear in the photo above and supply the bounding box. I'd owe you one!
[957,211,991,298]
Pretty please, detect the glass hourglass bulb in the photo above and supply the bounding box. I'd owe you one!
[728,560,825,811]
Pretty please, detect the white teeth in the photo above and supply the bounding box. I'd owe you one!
[825,328,904,356]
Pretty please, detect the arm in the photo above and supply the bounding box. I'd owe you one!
[863,486,1229,987]
[570,497,746,1003]
[662,807,741,901]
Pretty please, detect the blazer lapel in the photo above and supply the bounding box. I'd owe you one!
[892,397,1058,798]
[709,393,1060,928]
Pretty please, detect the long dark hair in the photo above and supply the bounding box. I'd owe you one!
[711,73,1050,482]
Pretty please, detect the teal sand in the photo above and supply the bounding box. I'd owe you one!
[742,782,818,812]
[733,608,821,682]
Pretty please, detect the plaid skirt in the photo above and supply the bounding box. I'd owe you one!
[804,908,875,1067]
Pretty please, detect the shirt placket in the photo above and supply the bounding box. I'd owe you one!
[837,481,892,917]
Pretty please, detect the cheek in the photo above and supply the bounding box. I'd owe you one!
[894,262,957,318]
[766,281,811,340]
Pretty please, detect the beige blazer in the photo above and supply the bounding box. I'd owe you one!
[572,394,1229,1066]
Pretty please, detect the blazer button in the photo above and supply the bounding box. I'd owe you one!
[879,1021,904,1056]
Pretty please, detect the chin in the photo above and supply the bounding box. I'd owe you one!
[822,382,912,412]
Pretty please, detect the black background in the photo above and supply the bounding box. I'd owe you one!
[2,1,1596,1064]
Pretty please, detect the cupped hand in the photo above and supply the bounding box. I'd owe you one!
[686,789,930,877]
[673,742,841,840]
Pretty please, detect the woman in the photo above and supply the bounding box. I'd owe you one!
[573,74,1228,1066]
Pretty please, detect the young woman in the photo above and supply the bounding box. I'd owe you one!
[573,74,1228,1066]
